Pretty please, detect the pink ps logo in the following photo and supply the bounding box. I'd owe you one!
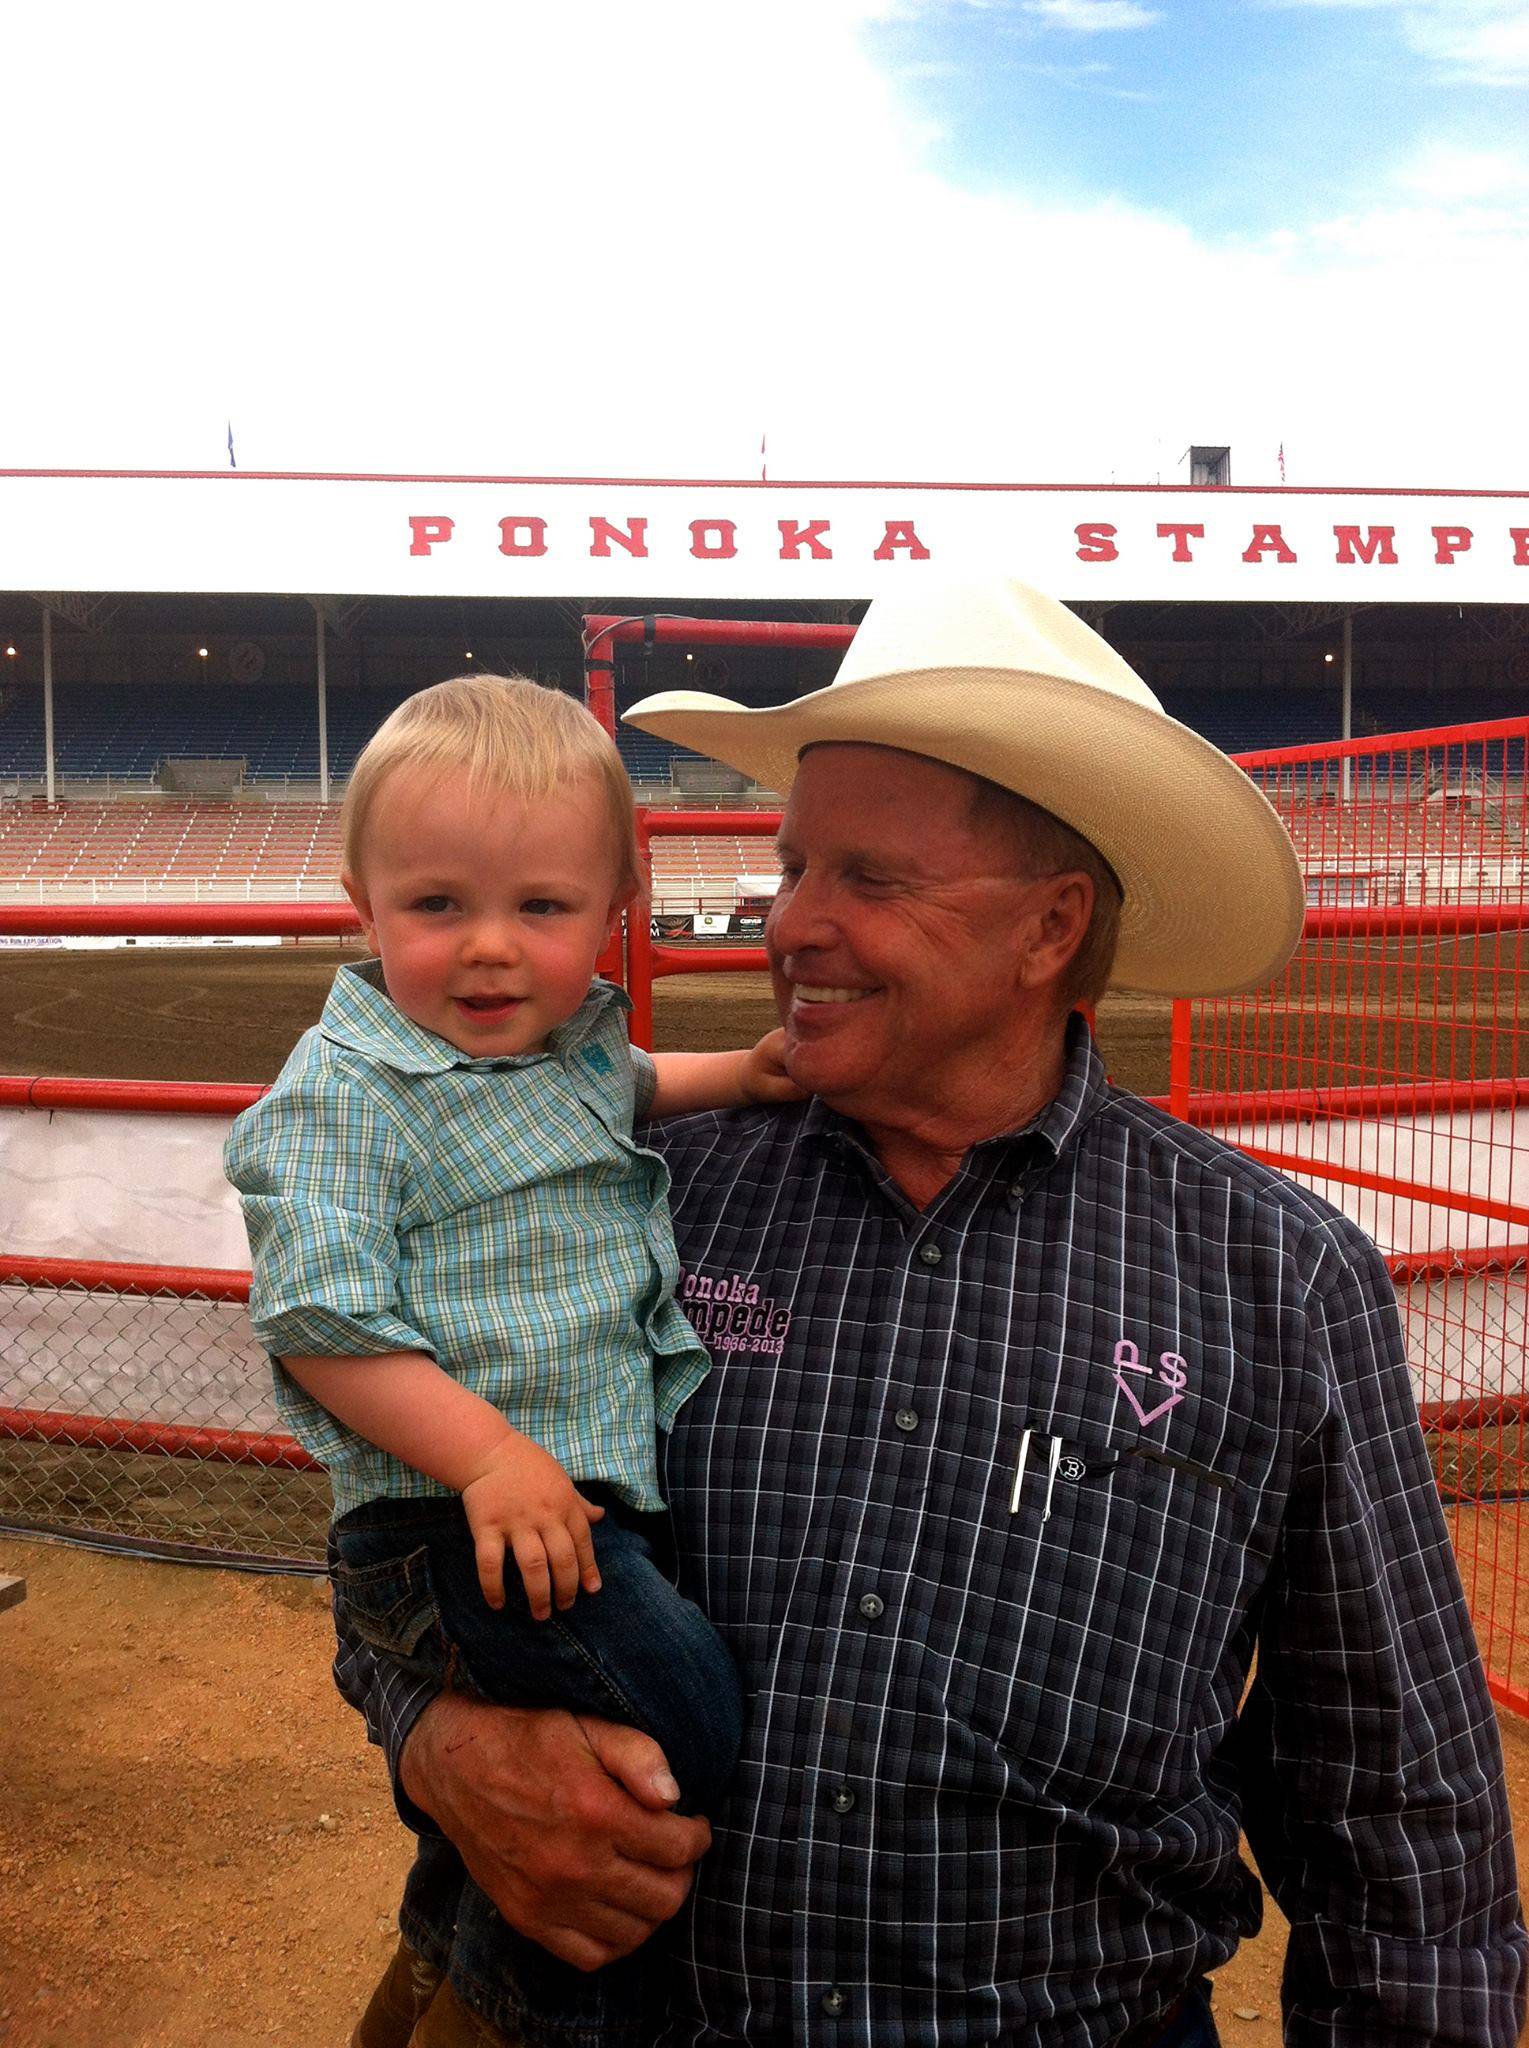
[1111,1339,1188,1427]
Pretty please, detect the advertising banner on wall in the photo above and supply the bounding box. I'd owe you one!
[1,471,1526,605]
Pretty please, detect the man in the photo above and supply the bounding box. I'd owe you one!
[340,579,1526,2046]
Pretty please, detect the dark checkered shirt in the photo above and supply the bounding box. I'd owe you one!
[335,1017,1527,2045]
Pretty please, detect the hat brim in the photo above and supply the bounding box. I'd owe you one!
[625,667,1305,998]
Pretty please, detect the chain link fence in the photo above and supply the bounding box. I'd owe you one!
[0,1270,327,1568]
[1175,717,1529,1712]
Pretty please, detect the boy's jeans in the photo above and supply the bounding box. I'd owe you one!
[333,1488,744,2048]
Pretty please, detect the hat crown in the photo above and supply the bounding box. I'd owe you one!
[835,577,1162,712]
[620,570,1304,996]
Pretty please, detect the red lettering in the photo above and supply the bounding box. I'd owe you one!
[589,517,649,559]
[873,520,931,561]
[1156,523,1204,564]
[497,516,547,558]
[1432,525,1473,564]
[408,515,454,557]
[778,519,833,560]
[1333,525,1398,566]
[1241,524,1297,564]
[1075,523,1118,564]
[689,520,738,560]
[1512,528,1529,567]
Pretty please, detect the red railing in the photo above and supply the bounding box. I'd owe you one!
[5,698,1529,1703]
[627,810,779,1047]
[1169,718,1529,1714]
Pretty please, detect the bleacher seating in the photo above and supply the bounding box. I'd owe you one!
[0,801,343,895]
[647,829,778,911]
[0,685,723,787]
[616,729,688,782]
[0,799,773,908]
[1157,690,1344,753]
[2,675,1523,788]
[2,672,1521,907]
[0,685,420,781]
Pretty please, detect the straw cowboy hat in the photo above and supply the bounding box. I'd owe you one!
[623,575,1305,997]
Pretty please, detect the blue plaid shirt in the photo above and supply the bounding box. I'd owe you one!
[336,1016,1526,2044]
[226,962,710,1516]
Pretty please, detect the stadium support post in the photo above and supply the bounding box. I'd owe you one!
[42,605,55,805]
[1341,611,1352,802]
[315,604,331,805]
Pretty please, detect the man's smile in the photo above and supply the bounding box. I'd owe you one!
[790,984,875,1005]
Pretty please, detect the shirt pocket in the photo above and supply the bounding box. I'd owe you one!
[931,1441,1258,1803]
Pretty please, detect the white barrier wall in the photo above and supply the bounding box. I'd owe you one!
[2,1102,1525,1426]
[1209,1106,1529,1414]
[0,1105,271,1429]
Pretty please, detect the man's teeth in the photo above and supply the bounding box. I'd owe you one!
[793,986,870,1005]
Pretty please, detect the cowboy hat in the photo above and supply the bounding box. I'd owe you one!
[622,576,1304,997]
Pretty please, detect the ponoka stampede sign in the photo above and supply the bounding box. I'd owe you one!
[1,471,1527,603]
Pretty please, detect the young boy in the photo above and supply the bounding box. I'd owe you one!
[225,674,795,2045]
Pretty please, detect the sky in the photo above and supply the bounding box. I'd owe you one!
[2,0,1526,489]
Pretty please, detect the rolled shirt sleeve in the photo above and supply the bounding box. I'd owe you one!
[226,1064,436,1364]
[630,1043,657,1121]
[1235,1221,1528,2045]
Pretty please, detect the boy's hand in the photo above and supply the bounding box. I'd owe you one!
[461,1433,605,1620]
[739,1027,806,1105]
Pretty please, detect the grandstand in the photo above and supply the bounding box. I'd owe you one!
[1,579,1526,912]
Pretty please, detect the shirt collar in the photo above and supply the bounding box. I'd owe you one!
[318,959,627,1076]
[804,1009,1109,1177]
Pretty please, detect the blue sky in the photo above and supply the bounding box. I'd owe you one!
[0,0,1525,488]
[872,1,1526,236]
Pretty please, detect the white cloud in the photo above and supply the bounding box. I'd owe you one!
[1266,1,1529,86]
[1012,57,1158,97]
[1393,139,1529,199]
[1023,0,1162,28]
[0,0,1523,491]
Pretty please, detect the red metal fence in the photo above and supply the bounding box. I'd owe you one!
[3,715,1529,1712]
[1167,716,1529,1714]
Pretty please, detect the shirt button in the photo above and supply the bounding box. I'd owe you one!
[829,1785,857,1814]
[858,1592,884,1620]
[1008,1179,1026,1199]
[917,1241,942,1266]
[821,1987,846,2017]
[893,1407,919,1433]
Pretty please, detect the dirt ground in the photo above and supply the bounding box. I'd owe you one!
[4,1531,1528,2048]
[0,946,1175,1097]
[1,947,1527,2043]
[0,1533,1272,2048]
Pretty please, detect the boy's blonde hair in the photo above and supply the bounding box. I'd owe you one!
[341,674,644,903]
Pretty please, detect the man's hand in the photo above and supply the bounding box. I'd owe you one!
[460,1432,605,1618]
[400,1693,710,1971]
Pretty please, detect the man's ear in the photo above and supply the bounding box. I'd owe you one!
[341,868,379,955]
[1015,871,1095,992]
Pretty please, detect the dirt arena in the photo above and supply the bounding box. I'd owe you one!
[2,946,1526,2045]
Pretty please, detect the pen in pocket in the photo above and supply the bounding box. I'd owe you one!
[1008,1430,1236,1517]
[1008,1428,1066,1522]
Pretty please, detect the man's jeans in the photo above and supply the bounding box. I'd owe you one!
[333,1489,743,2048]
[1160,1982,1219,2046]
